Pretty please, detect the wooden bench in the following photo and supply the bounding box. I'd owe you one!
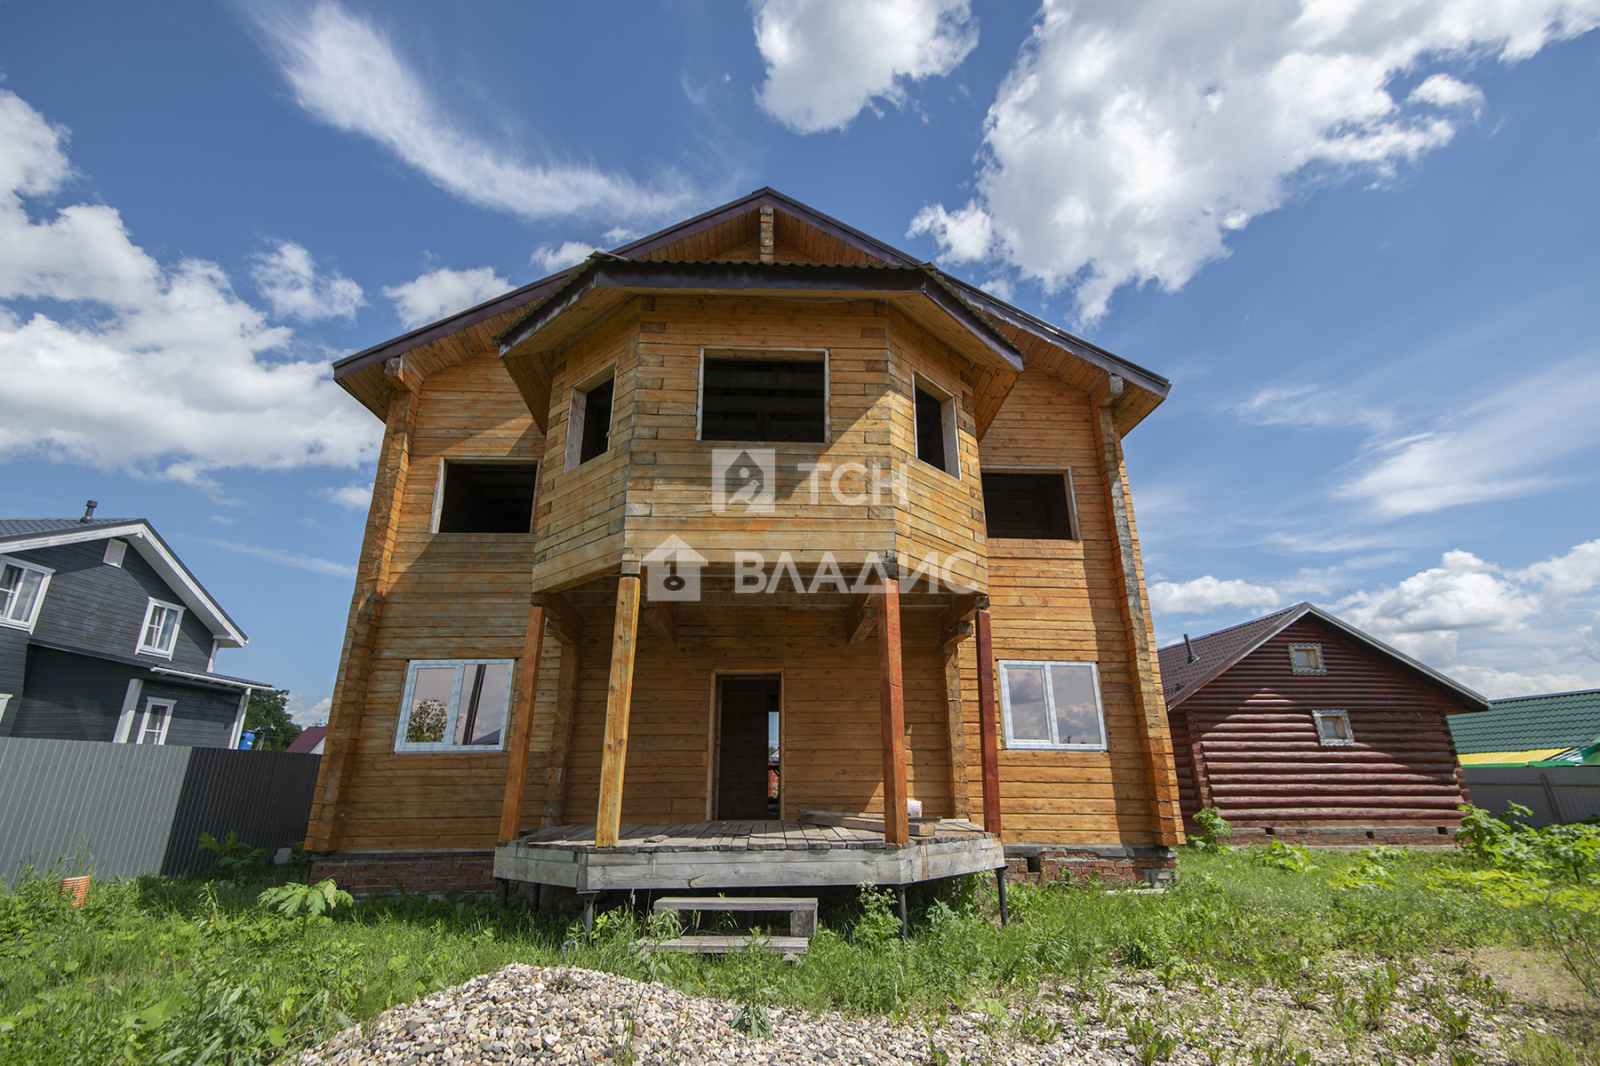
[646,896,818,955]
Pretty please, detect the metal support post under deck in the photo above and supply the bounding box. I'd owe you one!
[498,603,548,843]
[896,885,909,939]
[995,868,1009,927]
[877,579,909,846]
[975,609,1002,836]
[595,574,642,849]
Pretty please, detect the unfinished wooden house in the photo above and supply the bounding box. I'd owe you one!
[305,189,1183,901]
[1160,603,1488,847]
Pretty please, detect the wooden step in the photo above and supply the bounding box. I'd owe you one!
[652,895,817,937]
[646,935,810,955]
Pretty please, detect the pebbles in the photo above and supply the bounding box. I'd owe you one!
[299,954,1553,1065]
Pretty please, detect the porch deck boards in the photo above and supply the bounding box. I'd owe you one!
[494,819,1003,892]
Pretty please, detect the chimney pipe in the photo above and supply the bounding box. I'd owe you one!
[1184,633,1198,664]
[80,500,98,524]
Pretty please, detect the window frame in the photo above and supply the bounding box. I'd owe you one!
[137,598,186,659]
[564,364,617,471]
[393,658,517,753]
[429,457,541,534]
[0,554,53,633]
[136,698,175,746]
[997,659,1110,751]
[1288,642,1327,675]
[912,372,961,480]
[1312,709,1355,747]
[695,347,831,444]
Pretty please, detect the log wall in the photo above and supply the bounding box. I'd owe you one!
[1171,615,1473,828]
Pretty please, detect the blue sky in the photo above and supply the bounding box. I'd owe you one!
[2,1,1598,722]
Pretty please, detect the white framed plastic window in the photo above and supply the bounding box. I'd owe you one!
[1288,643,1326,675]
[0,555,53,633]
[138,599,185,658]
[1313,710,1354,747]
[394,659,515,752]
[999,660,1109,750]
[137,698,174,745]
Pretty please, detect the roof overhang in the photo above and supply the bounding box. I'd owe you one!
[0,521,248,647]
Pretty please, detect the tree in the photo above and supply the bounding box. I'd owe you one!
[244,689,302,751]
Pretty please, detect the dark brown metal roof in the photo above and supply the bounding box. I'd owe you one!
[1158,602,1489,712]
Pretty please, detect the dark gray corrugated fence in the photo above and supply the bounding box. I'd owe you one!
[0,737,320,881]
[1463,765,1600,827]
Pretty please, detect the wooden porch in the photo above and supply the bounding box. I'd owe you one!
[493,819,1004,893]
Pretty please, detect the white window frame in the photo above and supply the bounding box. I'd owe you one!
[136,698,175,746]
[0,554,53,633]
[1288,643,1326,676]
[911,372,961,480]
[103,538,128,567]
[998,659,1110,751]
[393,658,516,753]
[137,598,186,659]
[565,364,618,471]
[695,347,831,444]
[1313,709,1355,747]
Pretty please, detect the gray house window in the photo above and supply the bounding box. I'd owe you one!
[0,556,52,633]
[138,599,185,658]
[999,660,1108,750]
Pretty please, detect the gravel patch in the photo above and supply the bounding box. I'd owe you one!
[299,953,1566,1065]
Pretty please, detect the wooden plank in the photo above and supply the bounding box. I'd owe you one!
[798,810,935,837]
[877,581,909,847]
[595,575,642,848]
[540,589,585,636]
[540,640,581,827]
[943,642,970,820]
[497,603,547,843]
[647,936,809,955]
[975,608,1002,835]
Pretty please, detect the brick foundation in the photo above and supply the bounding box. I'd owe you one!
[308,850,497,898]
[1224,825,1458,847]
[1003,844,1178,888]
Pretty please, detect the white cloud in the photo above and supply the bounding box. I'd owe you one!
[1234,384,1393,434]
[257,2,692,221]
[287,693,333,727]
[0,89,380,489]
[320,482,373,511]
[913,0,1600,321]
[200,537,356,578]
[381,266,509,330]
[249,239,364,321]
[1150,575,1282,615]
[1518,539,1600,600]
[1338,363,1600,517]
[1338,549,1539,639]
[531,241,598,274]
[753,0,978,133]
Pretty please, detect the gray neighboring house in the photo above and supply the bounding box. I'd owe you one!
[0,510,270,747]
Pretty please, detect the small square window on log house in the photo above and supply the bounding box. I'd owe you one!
[982,472,1078,539]
[1313,710,1354,746]
[565,366,616,470]
[699,350,827,443]
[1289,643,1326,675]
[435,462,538,533]
[913,374,959,477]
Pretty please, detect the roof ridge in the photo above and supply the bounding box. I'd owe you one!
[1156,601,1304,652]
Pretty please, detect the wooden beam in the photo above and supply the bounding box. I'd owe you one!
[497,603,547,843]
[938,591,986,633]
[540,640,580,827]
[943,642,971,821]
[595,575,642,849]
[539,590,585,636]
[643,599,677,646]
[975,608,1002,836]
[306,386,415,852]
[876,581,909,846]
[940,620,973,648]
[382,354,423,394]
[845,593,875,644]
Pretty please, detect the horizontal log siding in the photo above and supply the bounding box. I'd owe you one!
[332,354,552,851]
[1177,615,1473,828]
[976,372,1164,846]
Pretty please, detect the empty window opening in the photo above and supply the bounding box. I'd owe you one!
[437,462,538,533]
[913,375,959,476]
[717,674,781,819]
[394,659,514,751]
[1289,643,1326,675]
[1313,710,1354,747]
[982,472,1076,539]
[700,352,826,443]
[565,366,617,470]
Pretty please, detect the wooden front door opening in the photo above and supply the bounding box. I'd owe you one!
[714,674,781,820]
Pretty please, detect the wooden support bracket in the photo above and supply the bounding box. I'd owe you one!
[643,599,677,646]
[845,592,876,644]
[940,620,974,647]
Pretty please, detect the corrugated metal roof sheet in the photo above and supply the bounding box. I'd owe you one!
[0,517,138,540]
[1157,605,1304,703]
[1449,689,1600,755]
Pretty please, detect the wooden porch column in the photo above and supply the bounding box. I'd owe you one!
[975,608,1002,835]
[1093,378,1183,846]
[497,603,547,843]
[306,379,416,852]
[877,580,909,846]
[595,574,641,849]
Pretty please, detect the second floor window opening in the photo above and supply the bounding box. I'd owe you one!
[982,471,1078,539]
[700,349,827,443]
[435,461,538,533]
[566,365,617,471]
[139,599,184,658]
[0,557,50,631]
[913,374,959,476]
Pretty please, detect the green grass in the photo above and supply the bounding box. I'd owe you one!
[0,844,1587,1065]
